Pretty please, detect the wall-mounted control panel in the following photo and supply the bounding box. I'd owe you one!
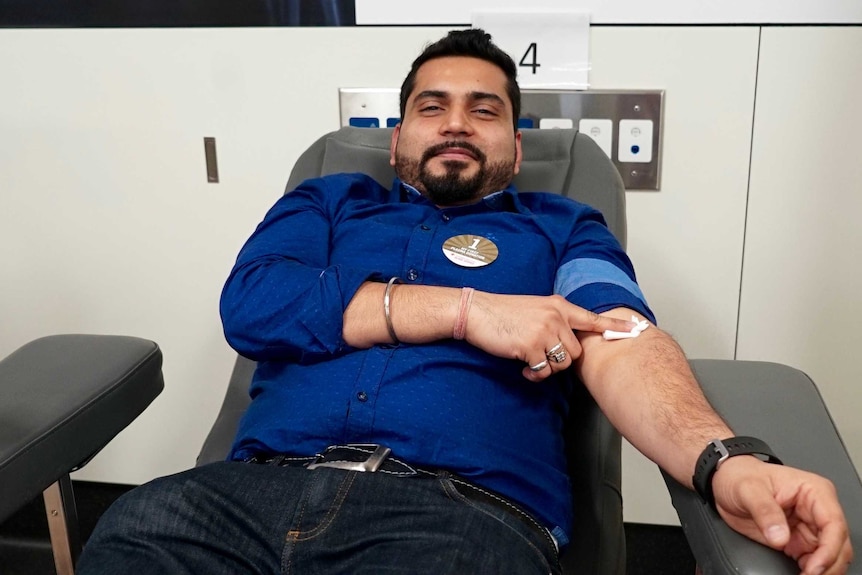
[339,88,664,190]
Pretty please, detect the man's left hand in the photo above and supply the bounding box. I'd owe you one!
[712,455,853,575]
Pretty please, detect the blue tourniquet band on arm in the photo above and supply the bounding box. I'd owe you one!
[555,258,648,311]
[220,173,655,543]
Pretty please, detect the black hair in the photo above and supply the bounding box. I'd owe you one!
[399,29,521,131]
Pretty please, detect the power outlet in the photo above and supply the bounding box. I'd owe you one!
[618,119,653,163]
[539,118,574,129]
[578,119,613,158]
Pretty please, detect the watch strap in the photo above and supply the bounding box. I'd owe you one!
[692,436,783,508]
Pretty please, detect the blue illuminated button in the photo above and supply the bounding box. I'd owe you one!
[518,118,535,129]
[349,117,380,128]
[386,118,401,127]
[631,145,640,154]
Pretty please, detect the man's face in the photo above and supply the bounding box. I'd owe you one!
[390,56,523,206]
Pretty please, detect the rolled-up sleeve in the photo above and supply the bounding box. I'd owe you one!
[220,177,379,361]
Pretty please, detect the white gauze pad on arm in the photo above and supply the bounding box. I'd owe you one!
[603,316,650,341]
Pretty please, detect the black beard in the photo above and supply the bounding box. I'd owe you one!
[421,158,486,205]
[395,140,515,206]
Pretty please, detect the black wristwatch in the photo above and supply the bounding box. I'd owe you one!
[692,436,783,508]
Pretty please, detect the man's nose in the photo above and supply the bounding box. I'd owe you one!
[440,108,473,137]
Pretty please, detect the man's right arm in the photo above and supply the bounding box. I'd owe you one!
[343,283,634,380]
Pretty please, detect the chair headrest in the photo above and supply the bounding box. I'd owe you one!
[317,127,577,192]
[288,126,626,246]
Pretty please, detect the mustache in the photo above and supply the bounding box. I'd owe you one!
[421,141,486,164]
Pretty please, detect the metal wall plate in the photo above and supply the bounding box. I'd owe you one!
[339,88,664,190]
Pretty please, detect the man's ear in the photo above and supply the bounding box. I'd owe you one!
[513,130,523,175]
[389,124,401,167]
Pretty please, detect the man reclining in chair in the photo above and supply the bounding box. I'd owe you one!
[78,29,852,575]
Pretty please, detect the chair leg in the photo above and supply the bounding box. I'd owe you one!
[43,475,81,575]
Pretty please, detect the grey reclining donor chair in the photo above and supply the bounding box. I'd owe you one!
[199,127,862,574]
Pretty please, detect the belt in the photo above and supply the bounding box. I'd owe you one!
[246,444,557,553]
[247,444,430,475]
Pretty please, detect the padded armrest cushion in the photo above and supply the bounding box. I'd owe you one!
[0,334,163,523]
[663,360,862,575]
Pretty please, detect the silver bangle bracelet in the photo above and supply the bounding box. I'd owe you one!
[384,277,402,345]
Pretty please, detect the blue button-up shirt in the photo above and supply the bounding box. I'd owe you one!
[220,173,654,540]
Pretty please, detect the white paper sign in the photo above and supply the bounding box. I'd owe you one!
[472,11,591,89]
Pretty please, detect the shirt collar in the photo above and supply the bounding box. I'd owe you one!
[393,178,527,214]
[482,187,526,214]
[398,180,424,203]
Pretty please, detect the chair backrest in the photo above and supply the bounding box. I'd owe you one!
[198,126,629,575]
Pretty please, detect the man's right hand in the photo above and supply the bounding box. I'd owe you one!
[465,292,637,382]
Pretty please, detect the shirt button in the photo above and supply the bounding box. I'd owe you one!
[420,225,431,231]
[357,391,368,402]
[441,214,451,222]
[407,269,419,281]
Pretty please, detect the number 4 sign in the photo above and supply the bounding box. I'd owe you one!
[472,11,591,89]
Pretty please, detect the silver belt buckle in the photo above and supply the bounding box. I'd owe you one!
[306,444,392,472]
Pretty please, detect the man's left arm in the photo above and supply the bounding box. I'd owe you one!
[576,307,853,575]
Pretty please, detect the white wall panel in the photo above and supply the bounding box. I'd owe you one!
[357,0,862,25]
[737,28,862,471]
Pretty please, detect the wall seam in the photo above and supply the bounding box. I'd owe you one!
[733,26,763,361]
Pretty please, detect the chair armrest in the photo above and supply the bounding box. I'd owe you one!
[0,334,164,523]
[662,359,862,575]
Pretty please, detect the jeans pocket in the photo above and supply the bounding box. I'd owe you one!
[439,474,561,574]
[284,469,357,542]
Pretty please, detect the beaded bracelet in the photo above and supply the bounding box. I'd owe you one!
[453,287,475,340]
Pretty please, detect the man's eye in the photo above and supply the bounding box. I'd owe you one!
[474,108,496,116]
[420,105,442,112]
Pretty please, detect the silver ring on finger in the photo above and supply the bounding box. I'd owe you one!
[546,344,568,364]
[529,360,549,372]
[547,342,564,355]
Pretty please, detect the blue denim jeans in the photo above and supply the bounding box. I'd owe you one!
[77,461,561,574]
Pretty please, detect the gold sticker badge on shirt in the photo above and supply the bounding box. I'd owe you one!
[442,235,498,268]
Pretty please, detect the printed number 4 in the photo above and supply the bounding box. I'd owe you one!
[519,43,540,74]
